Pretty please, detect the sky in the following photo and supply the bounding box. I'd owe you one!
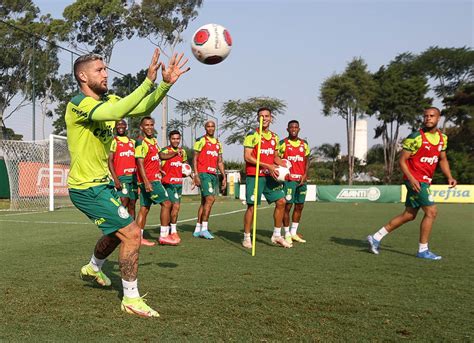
[5,0,474,161]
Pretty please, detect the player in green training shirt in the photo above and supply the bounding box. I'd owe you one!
[68,49,189,318]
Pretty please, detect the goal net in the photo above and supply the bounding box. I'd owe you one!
[0,134,71,211]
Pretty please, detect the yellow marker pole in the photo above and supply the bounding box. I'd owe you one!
[252,115,264,256]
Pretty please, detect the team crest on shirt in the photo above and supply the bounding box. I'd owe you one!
[129,142,133,148]
[438,144,443,151]
[299,147,304,152]
[271,140,275,146]
[117,205,130,219]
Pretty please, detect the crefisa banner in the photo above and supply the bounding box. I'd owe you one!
[401,185,474,203]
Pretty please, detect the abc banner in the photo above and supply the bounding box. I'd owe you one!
[317,185,400,203]
[18,162,69,197]
[401,184,474,203]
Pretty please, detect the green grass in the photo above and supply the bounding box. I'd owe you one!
[0,200,473,341]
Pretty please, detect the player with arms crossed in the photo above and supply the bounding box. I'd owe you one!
[108,119,138,219]
[192,120,226,239]
[242,108,292,249]
[159,130,188,243]
[135,117,177,246]
[68,49,189,318]
[367,107,457,260]
[279,120,311,245]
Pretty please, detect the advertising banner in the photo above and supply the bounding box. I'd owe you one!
[18,162,69,197]
[317,185,400,203]
[401,184,474,203]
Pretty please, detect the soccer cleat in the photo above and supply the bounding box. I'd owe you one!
[158,235,179,246]
[242,239,252,249]
[121,295,160,318]
[284,233,293,245]
[141,238,156,247]
[367,235,380,255]
[291,235,306,243]
[80,264,111,287]
[169,232,181,244]
[271,235,292,248]
[200,230,214,240]
[192,231,201,238]
[416,250,442,260]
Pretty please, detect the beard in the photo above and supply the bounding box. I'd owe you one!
[89,80,108,95]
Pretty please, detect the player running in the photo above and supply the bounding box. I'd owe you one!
[242,107,291,249]
[135,117,177,246]
[108,119,138,219]
[367,107,457,260]
[159,130,188,244]
[69,49,189,318]
[279,120,311,244]
[192,120,226,239]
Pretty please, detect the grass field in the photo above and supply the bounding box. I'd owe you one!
[0,199,473,341]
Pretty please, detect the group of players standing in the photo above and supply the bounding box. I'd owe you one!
[66,49,456,319]
[108,109,311,250]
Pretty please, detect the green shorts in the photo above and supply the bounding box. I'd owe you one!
[116,175,138,200]
[199,173,218,197]
[139,181,169,207]
[245,176,285,205]
[163,183,183,203]
[404,181,435,208]
[69,184,133,235]
[284,181,307,204]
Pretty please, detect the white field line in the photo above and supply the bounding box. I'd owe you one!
[0,206,272,227]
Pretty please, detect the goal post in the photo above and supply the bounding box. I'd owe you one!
[0,134,71,211]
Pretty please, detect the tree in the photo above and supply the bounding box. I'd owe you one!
[313,143,341,183]
[130,0,203,56]
[0,2,65,140]
[416,46,474,130]
[370,53,431,183]
[62,0,134,63]
[319,58,376,185]
[175,97,215,143]
[221,97,286,145]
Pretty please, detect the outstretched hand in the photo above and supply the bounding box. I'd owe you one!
[146,48,163,83]
[161,52,190,85]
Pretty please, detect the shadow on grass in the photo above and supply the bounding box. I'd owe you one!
[330,236,414,257]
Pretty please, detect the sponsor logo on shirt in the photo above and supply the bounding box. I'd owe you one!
[260,148,274,156]
[170,161,183,167]
[287,155,304,162]
[420,156,439,165]
[119,150,134,157]
[206,150,219,157]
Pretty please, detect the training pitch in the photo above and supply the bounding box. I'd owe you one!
[0,200,472,341]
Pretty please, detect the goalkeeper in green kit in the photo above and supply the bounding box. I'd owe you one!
[66,49,189,318]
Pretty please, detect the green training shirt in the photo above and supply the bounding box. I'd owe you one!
[66,79,171,189]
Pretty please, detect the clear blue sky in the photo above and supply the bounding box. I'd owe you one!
[8,0,474,160]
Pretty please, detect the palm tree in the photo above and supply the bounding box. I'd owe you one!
[314,143,341,183]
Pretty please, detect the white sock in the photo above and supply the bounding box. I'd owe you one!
[373,227,389,241]
[284,226,290,236]
[170,223,177,234]
[201,221,208,231]
[122,279,140,299]
[244,232,251,241]
[160,226,169,237]
[194,223,201,233]
[419,243,429,253]
[89,255,105,272]
[273,227,281,237]
[290,223,299,236]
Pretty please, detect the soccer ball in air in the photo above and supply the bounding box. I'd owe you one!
[182,163,192,177]
[191,23,232,65]
[275,166,290,182]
